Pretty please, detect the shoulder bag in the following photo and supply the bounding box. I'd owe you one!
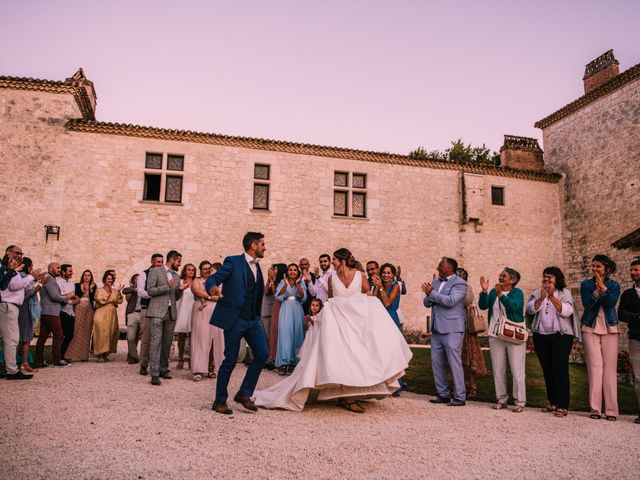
[465,304,488,334]
[488,300,528,345]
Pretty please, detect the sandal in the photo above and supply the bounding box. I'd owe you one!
[277,366,287,376]
[193,374,203,382]
[605,415,617,422]
[589,412,601,419]
[492,402,507,410]
[512,406,525,413]
[467,387,477,399]
[337,399,365,413]
[554,408,568,417]
[541,404,557,412]
[207,371,216,378]
[21,363,36,373]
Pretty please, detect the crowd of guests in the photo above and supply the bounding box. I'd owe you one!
[0,245,128,377]
[422,254,640,424]
[1,243,639,423]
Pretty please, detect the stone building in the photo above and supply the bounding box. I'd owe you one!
[0,49,637,332]
[535,49,640,298]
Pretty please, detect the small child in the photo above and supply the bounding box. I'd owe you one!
[304,298,323,330]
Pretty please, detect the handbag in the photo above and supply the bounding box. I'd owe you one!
[465,305,487,334]
[489,302,528,345]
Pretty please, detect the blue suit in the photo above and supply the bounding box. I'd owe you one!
[423,275,468,401]
[205,254,268,403]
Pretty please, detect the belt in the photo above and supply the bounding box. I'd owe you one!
[285,296,298,302]
[135,309,141,312]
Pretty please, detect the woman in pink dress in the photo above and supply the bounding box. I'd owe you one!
[266,263,287,369]
[190,261,223,381]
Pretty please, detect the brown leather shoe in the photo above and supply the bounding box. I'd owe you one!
[211,401,233,415]
[233,393,258,411]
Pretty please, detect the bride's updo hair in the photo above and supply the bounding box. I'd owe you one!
[333,248,359,269]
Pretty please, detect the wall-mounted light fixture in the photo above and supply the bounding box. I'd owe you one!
[45,225,60,242]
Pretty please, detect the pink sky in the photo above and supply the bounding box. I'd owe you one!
[2,1,639,154]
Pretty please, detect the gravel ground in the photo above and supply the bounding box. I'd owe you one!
[2,341,639,480]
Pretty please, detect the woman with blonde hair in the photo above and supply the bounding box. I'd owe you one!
[175,263,196,369]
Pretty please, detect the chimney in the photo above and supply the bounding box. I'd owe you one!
[583,50,619,94]
[66,68,97,114]
[499,135,544,171]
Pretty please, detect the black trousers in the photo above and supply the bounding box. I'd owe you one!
[533,332,574,409]
[60,311,75,358]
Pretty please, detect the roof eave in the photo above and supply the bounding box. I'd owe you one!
[534,62,640,130]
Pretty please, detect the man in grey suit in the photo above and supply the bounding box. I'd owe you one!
[422,257,468,406]
[36,262,74,367]
[146,250,183,386]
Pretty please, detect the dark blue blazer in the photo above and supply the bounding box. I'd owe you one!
[205,254,264,331]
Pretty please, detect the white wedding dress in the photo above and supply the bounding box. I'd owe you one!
[253,271,413,411]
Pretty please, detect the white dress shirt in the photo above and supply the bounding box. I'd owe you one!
[308,269,331,303]
[244,252,259,281]
[57,277,76,316]
[164,265,173,306]
[0,273,35,305]
[437,275,455,293]
[136,271,149,301]
[492,289,509,321]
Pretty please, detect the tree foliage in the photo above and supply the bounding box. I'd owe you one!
[409,139,500,165]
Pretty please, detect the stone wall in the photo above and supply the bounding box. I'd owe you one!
[540,78,640,301]
[1,87,565,330]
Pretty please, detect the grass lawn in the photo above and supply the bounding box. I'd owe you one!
[405,347,638,414]
[1,346,53,373]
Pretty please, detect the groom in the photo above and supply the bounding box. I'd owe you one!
[205,232,269,414]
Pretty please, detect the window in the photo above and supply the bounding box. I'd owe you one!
[352,192,366,217]
[142,152,184,203]
[253,164,270,210]
[352,173,366,189]
[491,186,505,206]
[167,155,184,171]
[333,171,367,218]
[143,173,161,201]
[165,175,183,203]
[254,164,270,180]
[145,153,162,169]
[334,171,349,187]
[333,190,348,216]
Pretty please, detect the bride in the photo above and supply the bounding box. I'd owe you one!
[253,248,413,413]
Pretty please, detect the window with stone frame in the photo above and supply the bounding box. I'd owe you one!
[143,152,184,203]
[333,171,367,218]
[491,186,505,206]
[253,163,270,210]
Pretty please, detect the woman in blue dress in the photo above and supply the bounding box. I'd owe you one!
[275,263,307,375]
[374,263,401,327]
[375,263,406,394]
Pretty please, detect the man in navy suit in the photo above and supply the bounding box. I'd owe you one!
[422,257,468,406]
[205,232,268,414]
